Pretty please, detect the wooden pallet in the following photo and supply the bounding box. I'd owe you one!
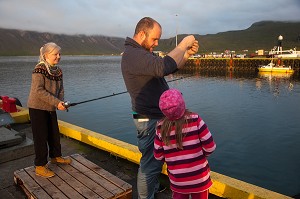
[14,154,132,199]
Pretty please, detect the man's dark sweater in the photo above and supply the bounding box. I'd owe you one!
[121,37,178,118]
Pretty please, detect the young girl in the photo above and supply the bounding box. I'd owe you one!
[154,89,216,199]
[27,42,71,178]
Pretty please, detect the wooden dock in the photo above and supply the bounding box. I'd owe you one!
[14,154,132,199]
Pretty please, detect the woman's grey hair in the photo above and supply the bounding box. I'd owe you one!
[39,42,61,62]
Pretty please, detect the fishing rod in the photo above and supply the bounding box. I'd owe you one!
[66,91,128,107]
[64,75,193,108]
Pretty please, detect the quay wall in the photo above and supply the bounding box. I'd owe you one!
[185,58,300,72]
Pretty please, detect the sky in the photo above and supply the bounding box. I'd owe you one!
[0,0,300,39]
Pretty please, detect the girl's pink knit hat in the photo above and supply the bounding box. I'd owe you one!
[159,89,186,121]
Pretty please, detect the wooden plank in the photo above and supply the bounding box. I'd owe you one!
[57,162,114,198]
[14,168,52,199]
[25,167,68,199]
[69,156,124,197]
[71,154,132,192]
[48,170,86,199]
[48,163,100,199]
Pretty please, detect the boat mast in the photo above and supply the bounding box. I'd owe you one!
[276,35,283,55]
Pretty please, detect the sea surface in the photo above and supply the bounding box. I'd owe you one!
[1,55,300,197]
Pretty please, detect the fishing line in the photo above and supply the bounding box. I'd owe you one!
[197,38,210,54]
[66,75,193,108]
[67,91,127,107]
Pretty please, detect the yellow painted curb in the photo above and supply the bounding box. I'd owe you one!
[58,120,141,164]
[210,172,293,199]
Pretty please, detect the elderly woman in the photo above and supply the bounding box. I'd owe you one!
[27,42,71,178]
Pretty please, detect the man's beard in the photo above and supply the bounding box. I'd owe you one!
[141,40,152,52]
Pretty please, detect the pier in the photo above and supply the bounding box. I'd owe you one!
[185,58,300,72]
[1,105,294,199]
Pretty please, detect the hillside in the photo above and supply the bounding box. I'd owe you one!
[158,21,300,53]
[0,21,299,55]
[0,29,124,56]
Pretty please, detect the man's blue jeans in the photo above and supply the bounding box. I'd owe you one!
[134,118,164,199]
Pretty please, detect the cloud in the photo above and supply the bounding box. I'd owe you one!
[0,0,299,38]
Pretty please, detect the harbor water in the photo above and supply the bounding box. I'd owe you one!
[1,55,300,197]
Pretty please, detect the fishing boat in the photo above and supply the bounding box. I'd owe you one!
[269,48,300,58]
[268,35,300,58]
[258,61,294,73]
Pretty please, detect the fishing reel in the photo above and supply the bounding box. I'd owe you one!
[63,101,71,108]
[63,101,71,112]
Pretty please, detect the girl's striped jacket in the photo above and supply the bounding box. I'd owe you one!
[154,113,216,194]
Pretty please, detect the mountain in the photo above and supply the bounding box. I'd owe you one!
[0,29,125,56]
[158,21,300,53]
[0,21,299,55]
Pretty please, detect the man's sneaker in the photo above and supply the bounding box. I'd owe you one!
[51,157,72,164]
[156,184,167,193]
[35,166,55,178]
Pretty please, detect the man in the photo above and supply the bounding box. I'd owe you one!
[121,17,199,199]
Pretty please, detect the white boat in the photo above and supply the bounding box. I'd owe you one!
[258,61,294,73]
[267,35,300,58]
[269,49,300,58]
